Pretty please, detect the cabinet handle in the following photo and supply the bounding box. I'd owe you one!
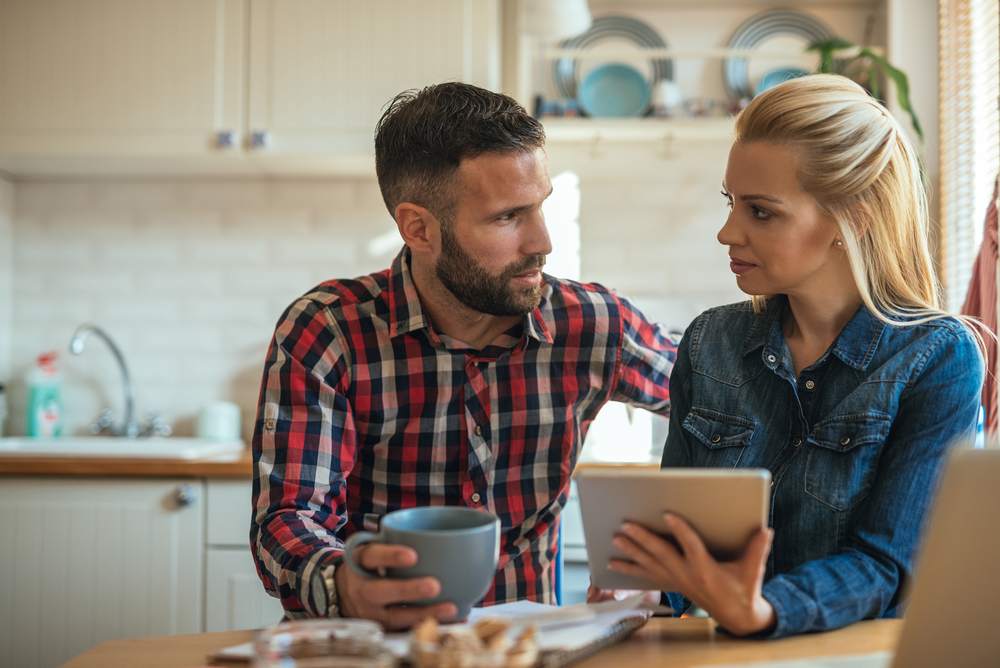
[216,130,236,149]
[173,484,197,508]
[250,130,270,150]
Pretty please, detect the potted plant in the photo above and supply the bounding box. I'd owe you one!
[808,37,923,140]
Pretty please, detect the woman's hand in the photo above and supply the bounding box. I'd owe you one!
[608,513,776,636]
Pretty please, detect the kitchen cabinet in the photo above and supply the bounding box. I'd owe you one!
[0,0,245,158]
[0,474,283,668]
[0,478,205,668]
[205,480,285,632]
[0,0,500,176]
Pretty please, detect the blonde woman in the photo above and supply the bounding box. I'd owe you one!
[600,75,986,637]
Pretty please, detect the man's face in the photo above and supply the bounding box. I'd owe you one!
[434,148,553,316]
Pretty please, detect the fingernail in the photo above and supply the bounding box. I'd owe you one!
[612,537,626,550]
[663,513,675,523]
[422,581,438,596]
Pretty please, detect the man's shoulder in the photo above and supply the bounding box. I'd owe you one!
[278,268,391,330]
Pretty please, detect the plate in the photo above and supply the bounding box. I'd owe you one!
[577,63,651,118]
[755,67,810,94]
[553,14,673,101]
[723,9,833,101]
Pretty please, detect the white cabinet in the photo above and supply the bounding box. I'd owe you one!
[0,0,500,175]
[0,477,205,668]
[205,479,285,631]
[246,0,500,157]
[0,0,245,157]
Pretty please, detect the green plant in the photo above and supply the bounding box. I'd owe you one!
[807,37,923,141]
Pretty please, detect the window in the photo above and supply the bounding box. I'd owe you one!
[939,0,1000,310]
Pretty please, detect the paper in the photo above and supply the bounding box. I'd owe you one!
[696,653,893,668]
[213,597,653,662]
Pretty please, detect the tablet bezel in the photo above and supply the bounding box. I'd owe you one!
[576,467,771,591]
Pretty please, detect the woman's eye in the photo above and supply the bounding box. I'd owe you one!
[750,205,772,220]
[720,190,734,208]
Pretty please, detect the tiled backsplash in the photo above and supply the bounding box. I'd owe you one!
[4,143,742,438]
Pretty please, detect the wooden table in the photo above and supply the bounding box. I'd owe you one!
[63,617,901,667]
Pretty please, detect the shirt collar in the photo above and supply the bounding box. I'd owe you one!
[742,295,885,372]
[386,247,555,345]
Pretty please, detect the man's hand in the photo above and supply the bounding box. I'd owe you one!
[335,543,458,630]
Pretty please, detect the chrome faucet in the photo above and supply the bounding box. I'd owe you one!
[68,324,140,438]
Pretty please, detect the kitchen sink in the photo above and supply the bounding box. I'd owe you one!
[0,437,245,459]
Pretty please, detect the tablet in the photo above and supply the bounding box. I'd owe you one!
[576,467,771,590]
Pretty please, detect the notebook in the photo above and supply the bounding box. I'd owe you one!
[210,595,655,666]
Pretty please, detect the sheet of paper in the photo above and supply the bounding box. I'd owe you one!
[696,652,893,668]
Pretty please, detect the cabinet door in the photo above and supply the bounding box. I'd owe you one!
[0,0,245,157]
[206,548,286,631]
[0,477,204,668]
[246,0,500,156]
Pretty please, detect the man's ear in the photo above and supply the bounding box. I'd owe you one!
[395,202,439,254]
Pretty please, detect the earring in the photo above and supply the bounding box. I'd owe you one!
[835,239,844,248]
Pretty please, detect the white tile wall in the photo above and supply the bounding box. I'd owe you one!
[0,177,12,390]
[4,147,744,438]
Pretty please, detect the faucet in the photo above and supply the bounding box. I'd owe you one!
[68,324,139,438]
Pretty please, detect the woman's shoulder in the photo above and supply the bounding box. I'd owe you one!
[882,314,985,385]
[686,301,761,345]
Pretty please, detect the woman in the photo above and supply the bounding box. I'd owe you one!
[598,75,986,637]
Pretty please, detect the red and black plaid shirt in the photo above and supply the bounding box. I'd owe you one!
[251,249,675,617]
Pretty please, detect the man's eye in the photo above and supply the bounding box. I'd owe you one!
[497,212,517,222]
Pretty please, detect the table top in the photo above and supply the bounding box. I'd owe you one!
[62,617,901,668]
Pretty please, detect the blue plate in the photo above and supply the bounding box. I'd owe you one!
[578,63,651,118]
[755,67,810,94]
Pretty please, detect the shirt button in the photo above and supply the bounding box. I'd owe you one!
[804,379,816,390]
[766,354,777,364]
[711,434,722,443]
[840,436,852,446]
[471,493,481,504]
[474,425,483,437]
[792,438,802,447]
[263,418,276,431]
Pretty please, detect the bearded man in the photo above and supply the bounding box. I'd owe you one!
[251,82,676,629]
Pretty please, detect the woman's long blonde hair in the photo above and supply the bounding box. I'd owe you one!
[736,74,987,350]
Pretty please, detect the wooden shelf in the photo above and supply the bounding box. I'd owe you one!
[543,117,735,143]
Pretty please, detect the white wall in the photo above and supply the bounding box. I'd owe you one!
[0,176,12,398]
[6,156,742,439]
[8,178,399,437]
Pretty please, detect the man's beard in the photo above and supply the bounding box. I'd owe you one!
[435,225,546,316]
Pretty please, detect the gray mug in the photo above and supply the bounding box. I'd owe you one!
[343,506,500,619]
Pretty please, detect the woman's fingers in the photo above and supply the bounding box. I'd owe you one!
[619,522,687,576]
[663,514,711,565]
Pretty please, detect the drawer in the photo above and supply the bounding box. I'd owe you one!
[207,479,254,547]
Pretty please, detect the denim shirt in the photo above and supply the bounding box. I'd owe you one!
[661,297,984,637]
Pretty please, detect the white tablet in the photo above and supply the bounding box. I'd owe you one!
[576,467,771,590]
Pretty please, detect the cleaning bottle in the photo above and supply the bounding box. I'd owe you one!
[26,351,63,438]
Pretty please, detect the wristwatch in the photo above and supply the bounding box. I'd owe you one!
[311,559,341,618]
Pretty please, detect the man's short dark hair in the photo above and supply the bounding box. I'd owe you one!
[374,82,545,222]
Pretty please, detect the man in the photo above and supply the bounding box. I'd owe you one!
[251,82,675,630]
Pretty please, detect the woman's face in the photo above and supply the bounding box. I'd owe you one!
[718,141,845,298]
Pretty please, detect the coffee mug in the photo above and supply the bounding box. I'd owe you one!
[197,401,241,441]
[343,506,500,619]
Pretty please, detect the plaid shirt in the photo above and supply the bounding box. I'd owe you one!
[251,249,675,617]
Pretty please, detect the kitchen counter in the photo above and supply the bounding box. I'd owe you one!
[0,448,252,477]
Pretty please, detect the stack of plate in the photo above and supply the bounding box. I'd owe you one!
[553,15,673,118]
[723,9,833,101]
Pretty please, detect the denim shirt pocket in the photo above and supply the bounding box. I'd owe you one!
[681,407,756,468]
[805,413,891,511]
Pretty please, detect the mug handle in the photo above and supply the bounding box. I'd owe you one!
[343,531,382,578]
